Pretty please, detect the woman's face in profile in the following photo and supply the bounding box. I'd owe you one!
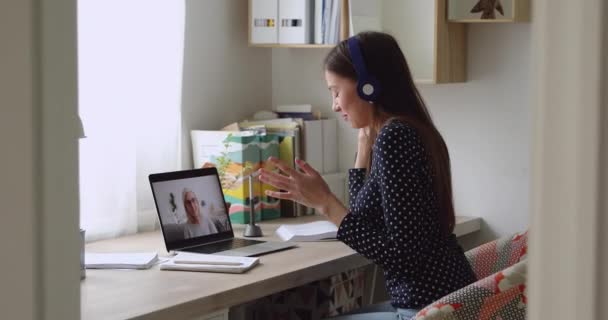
[325,70,373,129]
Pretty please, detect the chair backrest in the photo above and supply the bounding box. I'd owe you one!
[465,230,528,280]
[414,259,527,320]
[412,231,529,320]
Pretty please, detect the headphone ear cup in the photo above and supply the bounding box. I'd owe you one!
[357,77,381,102]
[348,37,381,102]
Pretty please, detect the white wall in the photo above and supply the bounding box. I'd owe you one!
[181,0,273,169]
[420,24,531,242]
[272,24,532,243]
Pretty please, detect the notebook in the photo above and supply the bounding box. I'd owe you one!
[276,221,338,242]
[160,252,259,274]
[85,252,159,269]
[149,168,296,257]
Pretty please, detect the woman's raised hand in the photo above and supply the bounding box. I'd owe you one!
[258,157,332,214]
[355,127,374,169]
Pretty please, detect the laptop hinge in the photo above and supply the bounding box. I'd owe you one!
[174,237,236,252]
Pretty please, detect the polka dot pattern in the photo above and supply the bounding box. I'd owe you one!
[337,120,477,309]
[413,260,528,320]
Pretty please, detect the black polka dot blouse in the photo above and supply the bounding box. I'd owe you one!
[336,120,477,309]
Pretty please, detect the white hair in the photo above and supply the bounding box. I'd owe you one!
[182,188,196,203]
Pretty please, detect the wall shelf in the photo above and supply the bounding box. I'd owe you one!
[249,0,467,84]
[248,0,350,48]
[447,0,530,23]
[249,44,334,49]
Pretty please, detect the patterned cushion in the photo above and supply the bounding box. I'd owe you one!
[465,231,528,280]
[412,231,529,320]
[413,259,527,320]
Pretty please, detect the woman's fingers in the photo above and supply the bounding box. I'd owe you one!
[268,157,298,177]
[258,169,292,190]
[265,190,294,200]
[295,158,318,177]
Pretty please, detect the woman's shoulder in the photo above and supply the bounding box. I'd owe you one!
[377,119,420,144]
[373,119,428,169]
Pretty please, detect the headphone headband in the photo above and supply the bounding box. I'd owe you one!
[347,37,381,102]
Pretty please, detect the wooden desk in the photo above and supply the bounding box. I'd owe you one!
[81,215,480,320]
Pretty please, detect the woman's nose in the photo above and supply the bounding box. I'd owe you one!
[332,102,341,112]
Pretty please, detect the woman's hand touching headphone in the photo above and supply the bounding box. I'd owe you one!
[355,127,374,169]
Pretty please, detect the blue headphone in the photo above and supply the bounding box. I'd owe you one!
[347,37,381,103]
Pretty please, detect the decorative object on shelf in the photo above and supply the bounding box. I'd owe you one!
[448,0,529,22]
[471,0,504,19]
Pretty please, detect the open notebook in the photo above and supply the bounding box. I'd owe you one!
[160,252,259,274]
[275,220,338,242]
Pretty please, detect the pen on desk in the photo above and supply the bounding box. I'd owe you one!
[173,260,243,266]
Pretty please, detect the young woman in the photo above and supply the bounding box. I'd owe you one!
[258,32,476,320]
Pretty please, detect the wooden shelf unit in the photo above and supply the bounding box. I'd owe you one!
[447,0,530,23]
[248,0,350,48]
[248,0,467,84]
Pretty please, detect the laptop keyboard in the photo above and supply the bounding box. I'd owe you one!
[186,238,265,254]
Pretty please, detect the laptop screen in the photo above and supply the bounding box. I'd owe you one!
[150,168,234,251]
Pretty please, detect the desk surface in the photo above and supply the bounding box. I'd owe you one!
[81,215,480,320]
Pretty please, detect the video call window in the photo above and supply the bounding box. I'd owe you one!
[152,175,231,242]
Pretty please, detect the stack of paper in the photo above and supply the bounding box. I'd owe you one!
[85,252,159,270]
[160,252,259,274]
[276,220,338,242]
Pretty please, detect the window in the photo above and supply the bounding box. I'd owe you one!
[78,1,185,240]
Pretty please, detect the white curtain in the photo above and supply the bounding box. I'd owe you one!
[78,1,185,241]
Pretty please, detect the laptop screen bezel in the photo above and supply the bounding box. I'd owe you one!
[149,167,236,252]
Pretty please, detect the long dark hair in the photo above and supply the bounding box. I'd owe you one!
[324,31,455,236]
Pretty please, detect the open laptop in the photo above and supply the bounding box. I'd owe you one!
[149,168,296,256]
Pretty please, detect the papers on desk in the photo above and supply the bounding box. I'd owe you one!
[276,220,338,242]
[85,252,158,270]
[160,252,259,274]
